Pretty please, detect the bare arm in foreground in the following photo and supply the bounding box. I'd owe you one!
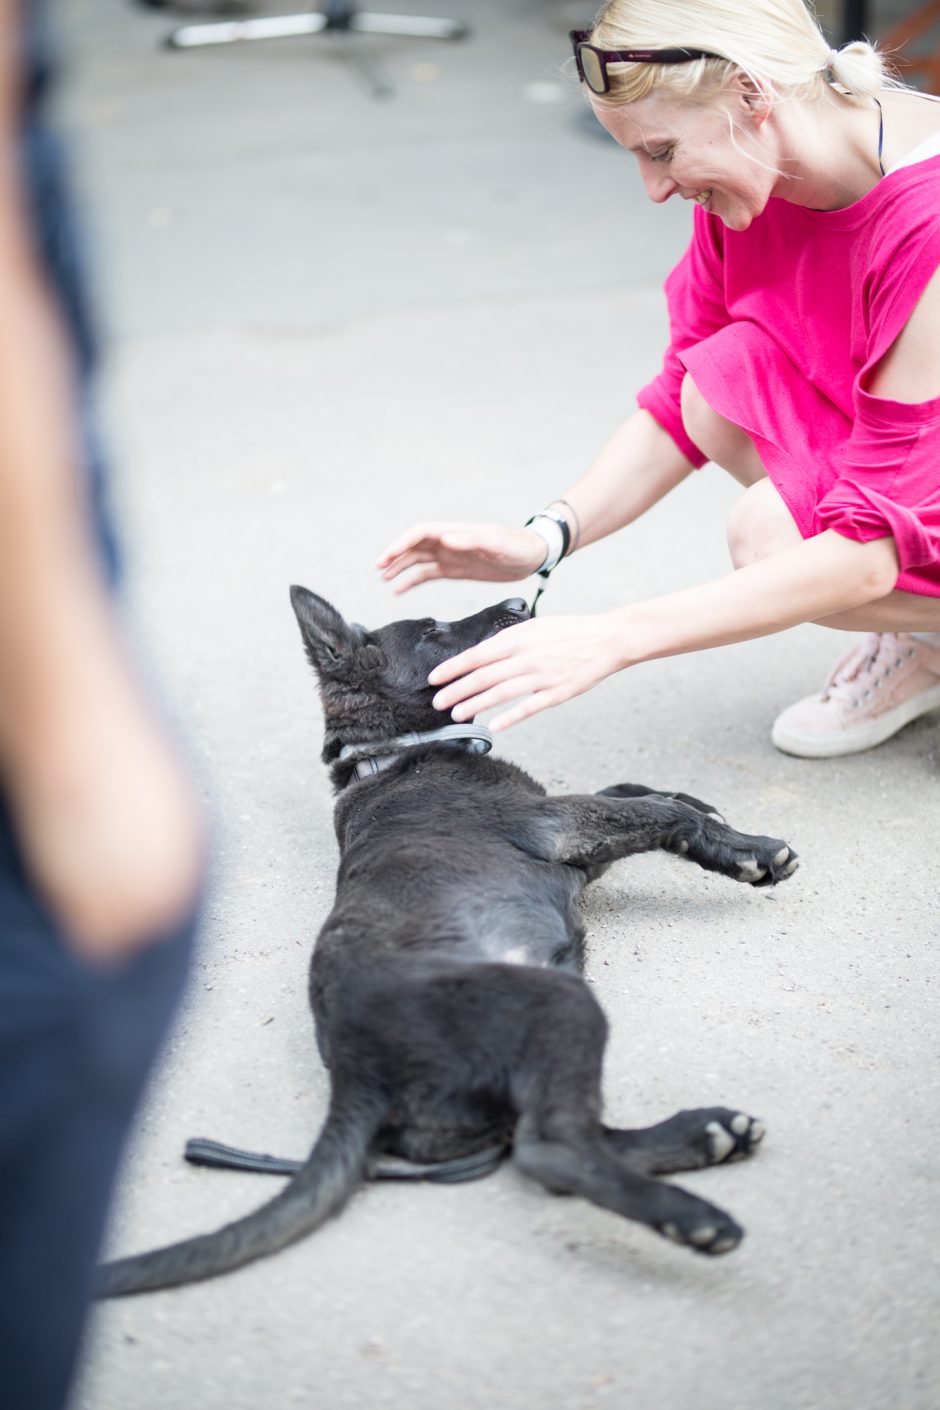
[0,16,201,961]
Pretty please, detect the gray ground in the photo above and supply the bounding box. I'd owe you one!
[58,2,940,1407]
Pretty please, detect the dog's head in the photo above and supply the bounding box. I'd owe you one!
[290,586,530,784]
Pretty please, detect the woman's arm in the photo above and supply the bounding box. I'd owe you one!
[377,409,695,592]
[546,408,696,549]
[428,529,899,731]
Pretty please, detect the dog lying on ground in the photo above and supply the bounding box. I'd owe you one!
[97,589,798,1297]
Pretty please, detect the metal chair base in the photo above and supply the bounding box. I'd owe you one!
[167,4,469,50]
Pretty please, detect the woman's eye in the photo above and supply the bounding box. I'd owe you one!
[650,146,674,164]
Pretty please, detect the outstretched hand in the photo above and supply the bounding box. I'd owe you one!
[377,521,546,594]
[428,612,625,731]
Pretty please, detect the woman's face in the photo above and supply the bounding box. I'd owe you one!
[592,86,777,232]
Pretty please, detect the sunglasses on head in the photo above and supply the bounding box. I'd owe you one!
[569,28,721,96]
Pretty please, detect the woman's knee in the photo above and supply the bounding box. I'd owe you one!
[726,480,801,568]
[680,374,764,484]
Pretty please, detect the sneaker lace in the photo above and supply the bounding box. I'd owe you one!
[822,632,911,705]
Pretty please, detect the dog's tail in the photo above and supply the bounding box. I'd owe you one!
[95,1095,384,1298]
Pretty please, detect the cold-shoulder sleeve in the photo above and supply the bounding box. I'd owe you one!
[636,208,729,467]
[813,182,940,585]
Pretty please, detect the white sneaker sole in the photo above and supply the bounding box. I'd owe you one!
[772,681,940,759]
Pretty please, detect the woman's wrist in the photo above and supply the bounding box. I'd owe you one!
[603,603,657,672]
[525,511,568,572]
[524,499,582,574]
[547,498,582,554]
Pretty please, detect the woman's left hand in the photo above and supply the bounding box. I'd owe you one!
[428,613,625,731]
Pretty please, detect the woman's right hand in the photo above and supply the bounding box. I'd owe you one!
[377,522,546,594]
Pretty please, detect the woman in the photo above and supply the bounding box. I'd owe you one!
[378,0,940,758]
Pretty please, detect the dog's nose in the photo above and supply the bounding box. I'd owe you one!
[502,598,529,615]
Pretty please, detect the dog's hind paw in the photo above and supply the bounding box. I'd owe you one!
[656,1203,743,1256]
[704,1111,765,1164]
[655,1106,765,1170]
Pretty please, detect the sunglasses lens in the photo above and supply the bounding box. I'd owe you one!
[579,46,606,94]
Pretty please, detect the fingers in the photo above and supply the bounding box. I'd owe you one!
[377,522,465,572]
[428,614,618,734]
[378,521,545,589]
[379,549,434,586]
[447,673,542,722]
[490,691,558,732]
[388,562,445,595]
[376,523,438,569]
[429,634,517,694]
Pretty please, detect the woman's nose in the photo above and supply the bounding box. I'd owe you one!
[642,168,678,204]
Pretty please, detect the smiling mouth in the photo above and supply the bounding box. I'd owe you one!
[693,189,713,208]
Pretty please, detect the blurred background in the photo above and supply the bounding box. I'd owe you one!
[53,3,940,1408]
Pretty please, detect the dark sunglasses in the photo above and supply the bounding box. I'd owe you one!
[569,29,721,95]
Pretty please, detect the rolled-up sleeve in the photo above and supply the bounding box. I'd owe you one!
[814,385,940,573]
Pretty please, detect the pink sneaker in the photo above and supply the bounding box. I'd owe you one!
[771,632,940,758]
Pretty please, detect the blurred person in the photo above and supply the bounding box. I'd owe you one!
[0,4,203,1407]
[379,0,940,759]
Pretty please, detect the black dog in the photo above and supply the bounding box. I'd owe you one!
[97,590,798,1297]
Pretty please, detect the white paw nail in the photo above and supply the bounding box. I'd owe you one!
[783,858,799,876]
[661,1223,684,1244]
[750,1120,766,1143]
[690,1224,717,1246]
[773,846,790,865]
[705,1120,735,1162]
[730,1113,750,1135]
[677,839,689,853]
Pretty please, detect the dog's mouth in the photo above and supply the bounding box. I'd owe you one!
[484,609,530,637]
[479,599,531,641]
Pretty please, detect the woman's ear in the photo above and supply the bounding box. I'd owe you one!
[734,72,773,128]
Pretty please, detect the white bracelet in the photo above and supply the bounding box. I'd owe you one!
[527,513,566,573]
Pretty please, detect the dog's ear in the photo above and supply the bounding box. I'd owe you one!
[290,586,366,673]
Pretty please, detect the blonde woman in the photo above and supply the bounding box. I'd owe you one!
[378,0,940,758]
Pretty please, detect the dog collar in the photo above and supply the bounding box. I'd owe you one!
[338,724,493,780]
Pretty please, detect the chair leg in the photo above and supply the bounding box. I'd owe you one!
[166,3,468,51]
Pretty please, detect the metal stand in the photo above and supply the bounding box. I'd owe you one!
[166,0,469,53]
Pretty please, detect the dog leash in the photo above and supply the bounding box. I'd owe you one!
[184,1136,508,1184]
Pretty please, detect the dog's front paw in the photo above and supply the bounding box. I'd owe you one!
[674,820,799,888]
[733,838,799,887]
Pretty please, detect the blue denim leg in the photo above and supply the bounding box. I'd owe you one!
[0,804,196,1410]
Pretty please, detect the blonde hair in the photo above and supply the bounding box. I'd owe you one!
[588,0,900,107]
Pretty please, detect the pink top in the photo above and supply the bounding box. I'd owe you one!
[636,155,940,596]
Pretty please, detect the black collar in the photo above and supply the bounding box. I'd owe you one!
[338,723,493,780]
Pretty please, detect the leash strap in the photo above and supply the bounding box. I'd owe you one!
[530,570,551,616]
[184,1135,507,1184]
